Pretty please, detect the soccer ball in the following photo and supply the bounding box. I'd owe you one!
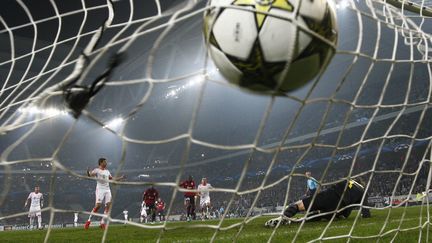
[203,0,338,94]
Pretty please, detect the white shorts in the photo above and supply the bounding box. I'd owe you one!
[95,189,112,204]
[29,206,41,217]
[141,207,147,217]
[200,197,211,208]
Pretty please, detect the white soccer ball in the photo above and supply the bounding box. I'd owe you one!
[203,0,338,93]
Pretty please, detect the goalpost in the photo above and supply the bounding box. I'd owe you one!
[0,0,431,242]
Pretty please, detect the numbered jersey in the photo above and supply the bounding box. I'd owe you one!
[27,192,43,208]
[92,168,112,190]
[198,183,212,199]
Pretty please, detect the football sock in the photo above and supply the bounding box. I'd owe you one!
[29,217,34,228]
[88,207,98,221]
[37,215,42,228]
[101,208,109,224]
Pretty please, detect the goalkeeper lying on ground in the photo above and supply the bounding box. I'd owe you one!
[265,179,371,227]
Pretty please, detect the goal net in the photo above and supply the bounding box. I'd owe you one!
[0,0,431,242]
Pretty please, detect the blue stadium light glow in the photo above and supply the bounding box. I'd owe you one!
[163,67,219,100]
[336,0,350,9]
[164,74,205,100]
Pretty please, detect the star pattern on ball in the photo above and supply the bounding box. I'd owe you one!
[233,0,294,28]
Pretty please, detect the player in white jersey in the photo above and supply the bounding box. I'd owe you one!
[123,210,128,224]
[24,186,44,230]
[140,202,148,223]
[84,158,124,230]
[74,212,79,227]
[197,178,213,220]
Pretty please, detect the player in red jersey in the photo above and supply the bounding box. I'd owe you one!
[156,198,166,222]
[143,185,159,223]
[179,175,197,221]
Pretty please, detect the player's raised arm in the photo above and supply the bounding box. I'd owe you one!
[109,174,126,181]
[87,167,97,177]
[111,175,126,181]
[179,180,185,188]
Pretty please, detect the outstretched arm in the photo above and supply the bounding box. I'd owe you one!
[87,167,96,177]
[109,175,126,181]
[209,184,214,190]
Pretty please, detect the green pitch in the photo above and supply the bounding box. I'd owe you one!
[1,206,431,242]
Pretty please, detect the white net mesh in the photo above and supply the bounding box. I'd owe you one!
[0,0,432,242]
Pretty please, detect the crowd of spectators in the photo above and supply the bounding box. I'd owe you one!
[1,106,431,225]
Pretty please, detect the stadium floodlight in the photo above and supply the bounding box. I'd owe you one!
[335,0,350,9]
[164,74,205,99]
[18,106,67,117]
[45,108,67,116]
[103,117,124,130]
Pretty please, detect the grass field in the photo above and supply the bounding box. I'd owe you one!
[1,206,431,242]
